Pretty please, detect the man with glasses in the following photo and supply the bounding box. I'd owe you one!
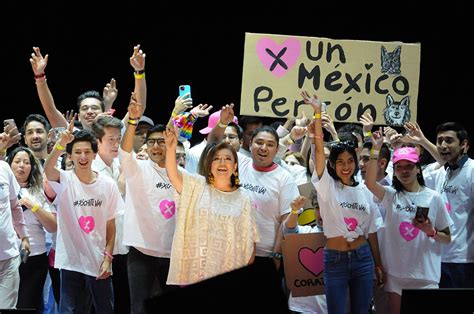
[119,98,178,313]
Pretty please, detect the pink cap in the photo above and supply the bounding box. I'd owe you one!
[199,110,238,135]
[392,147,419,164]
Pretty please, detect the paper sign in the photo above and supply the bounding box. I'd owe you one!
[282,233,326,297]
[241,33,421,126]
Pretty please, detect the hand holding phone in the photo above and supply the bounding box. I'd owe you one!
[3,119,19,137]
[415,206,429,223]
[179,85,191,99]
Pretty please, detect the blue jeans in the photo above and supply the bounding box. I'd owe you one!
[59,269,113,314]
[440,262,474,288]
[324,243,374,314]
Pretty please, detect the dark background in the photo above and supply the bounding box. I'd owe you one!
[3,2,472,153]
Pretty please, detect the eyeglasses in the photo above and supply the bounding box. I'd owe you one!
[146,138,166,147]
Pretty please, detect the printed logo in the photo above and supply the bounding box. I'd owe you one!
[344,217,358,231]
[399,221,419,241]
[159,199,176,219]
[78,216,95,234]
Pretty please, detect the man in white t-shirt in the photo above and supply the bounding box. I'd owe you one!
[44,127,123,314]
[120,99,179,313]
[0,160,29,309]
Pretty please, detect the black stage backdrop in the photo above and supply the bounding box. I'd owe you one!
[3,2,472,153]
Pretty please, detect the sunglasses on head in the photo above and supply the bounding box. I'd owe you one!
[331,140,356,150]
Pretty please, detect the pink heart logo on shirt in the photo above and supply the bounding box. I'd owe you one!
[256,37,301,77]
[298,247,324,277]
[78,216,95,234]
[344,217,359,231]
[399,221,419,241]
[445,202,452,214]
[159,199,176,219]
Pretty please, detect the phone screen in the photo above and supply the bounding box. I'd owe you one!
[179,85,191,98]
[415,206,429,222]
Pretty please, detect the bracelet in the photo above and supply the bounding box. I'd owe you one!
[269,252,282,260]
[128,119,139,125]
[427,228,437,238]
[314,135,324,139]
[370,149,380,157]
[34,72,46,79]
[134,72,145,79]
[104,251,114,262]
[55,143,66,151]
[364,131,372,138]
[31,203,40,213]
[287,136,294,144]
[217,121,228,128]
[314,113,321,119]
[291,209,299,215]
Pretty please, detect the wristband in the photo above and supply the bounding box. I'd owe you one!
[427,229,437,238]
[104,251,114,262]
[217,121,228,128]
[31,203,40,213]
[314,113,321,119]
[291,209,299,215]
[269,252,282,260]
[128,119,139,126]
[314,135,324,139]
[55,143,66,151]
[134,72,145,79]
[371,149,380,157]
[364,131,372,138]
[287,136,294,145]
[34,72,46,79]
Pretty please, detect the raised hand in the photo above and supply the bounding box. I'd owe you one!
[359,112,374,134]
[164,125,179,150]
[190,104,213,118]
[219,103,235,125]
[127,92,143,119]
[301,90,322,112]
[58,114,77,146]
[29,47,49,75]
[63,110,75,123]
[371,127,384,149]
[103,78,118,108]
[403,121,426,144]
[130,44,146,72]
[173,94,193,114]
[291,195,306,212]
[295,111,310,127]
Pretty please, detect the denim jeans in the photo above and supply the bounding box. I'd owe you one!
[59,269,113,314]
[440,262,474,288]
[324,243,374,314]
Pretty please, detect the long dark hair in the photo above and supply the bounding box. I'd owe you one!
[7,147,43,193]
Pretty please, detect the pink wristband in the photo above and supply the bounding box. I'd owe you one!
[104,251,113,261]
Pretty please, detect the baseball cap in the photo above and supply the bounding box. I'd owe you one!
[138,115,154,126]
[392,147,419,164]
[199,110,238,135]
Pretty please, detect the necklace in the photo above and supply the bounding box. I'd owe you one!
[403,186,422,206]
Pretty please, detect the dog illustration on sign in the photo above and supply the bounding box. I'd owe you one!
[383,94,411,126]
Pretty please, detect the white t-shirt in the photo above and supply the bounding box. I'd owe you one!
[424,158,474,263]
[50,169,123,277]
[185,140,207,174]
[378,186,453,282]
[0,161,23,260]
[167,172,259,285]
[238,153,300,256]
[119,148,176,257]
[18,188,55,256]
[92,155,127,255]
[312,168,382,241]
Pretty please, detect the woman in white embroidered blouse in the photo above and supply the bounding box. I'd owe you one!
[163,122,259,285]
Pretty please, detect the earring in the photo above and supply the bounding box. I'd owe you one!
[208,173,215,184]
[234,171,240,185]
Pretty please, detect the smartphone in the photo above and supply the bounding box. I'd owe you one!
[415,206,429,223]
[20,248,30,263]
[179,85,191,99]
[3,119,19,136]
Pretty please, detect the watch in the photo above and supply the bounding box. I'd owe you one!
[270,252,282,260]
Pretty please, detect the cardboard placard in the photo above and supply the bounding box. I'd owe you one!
[282,233,326,297]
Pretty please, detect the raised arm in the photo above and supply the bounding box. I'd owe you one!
[166,94,193,130]
[284,195,306,230]
[404,122,444,165]
[44,115,75,182]
[365,128,386,201]
[164,126,183,194]
[30,47,68,128]
[121,93,143,153]
[103,78,118,112]
[208,104,235,145]
[122,45,147,124]
[301,91,325,179]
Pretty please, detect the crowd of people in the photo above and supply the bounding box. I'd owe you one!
[0,44,473,314]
